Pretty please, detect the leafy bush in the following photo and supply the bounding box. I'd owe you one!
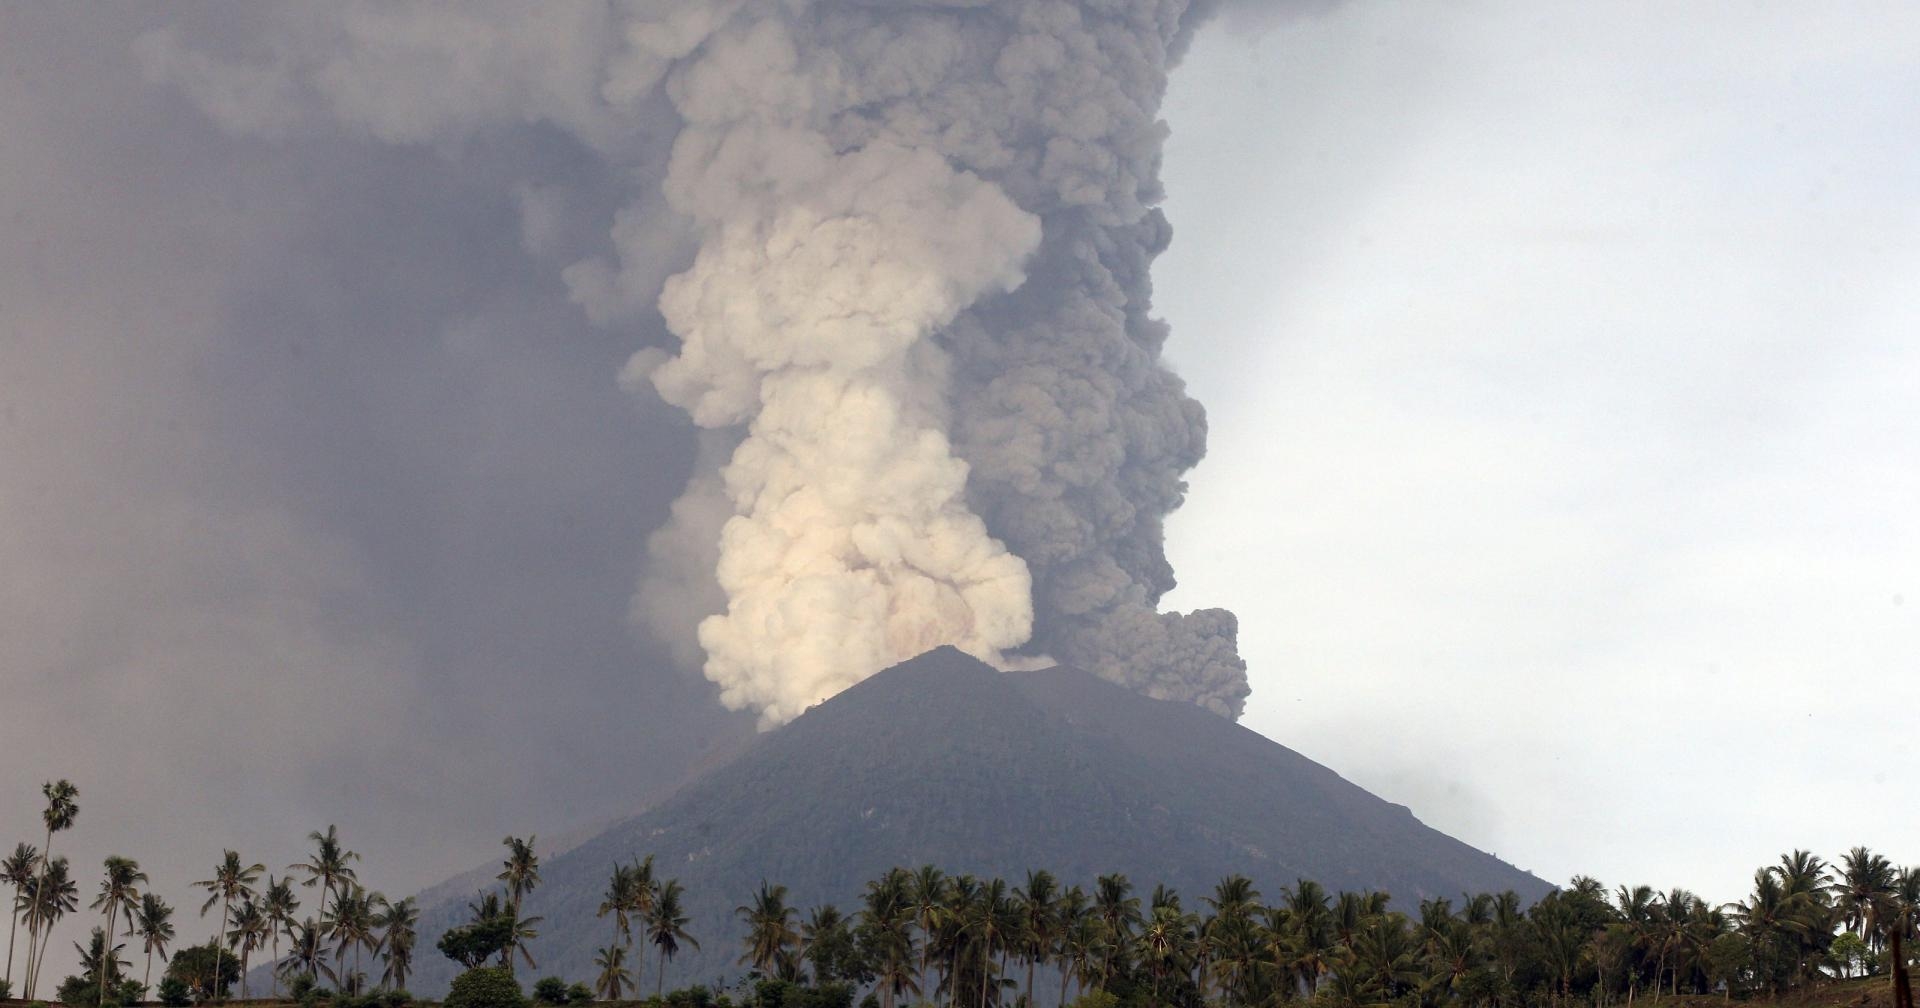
[1067,992,1119,1008]
[446,966,527,1008]
[58,974,102,1008]
[567,982,595,1005]
[533,977,571,1005]
[164,942,240,1001]
[0,978,10,999]
[439,917,516,969]
[385,988,417,1008]
[289,974,320,1000]
[157,975,194,1007]
[667,986,716,1008]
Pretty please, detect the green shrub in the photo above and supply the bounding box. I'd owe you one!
[566,983,594,1005]
[532,977,571,1005]
[59,974,107,1007]
[385,988,417,1008]
[446,966,527,1008]
[0,978,10,999]
[156,975,194,1007]
[1067,992,1119,1008]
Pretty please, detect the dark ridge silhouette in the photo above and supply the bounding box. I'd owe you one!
[404,647,1548,995]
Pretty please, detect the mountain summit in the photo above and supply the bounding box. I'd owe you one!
[408,648,1547,994]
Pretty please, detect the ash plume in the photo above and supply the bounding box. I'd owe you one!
[142,0,1250,725]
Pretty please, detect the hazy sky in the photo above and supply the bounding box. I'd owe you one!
[2,2,1918,986]
[1160,2,1920,902]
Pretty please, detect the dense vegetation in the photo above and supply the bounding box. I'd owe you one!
[5,779,1918,1008]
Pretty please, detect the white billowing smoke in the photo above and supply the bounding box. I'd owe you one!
[141,0,1251,726]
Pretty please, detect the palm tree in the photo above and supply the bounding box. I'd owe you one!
[1833,847,1898,946]
[498,837,541,922]
[1014,870,1060,1008]
[3,843,39,994]
[1140,904,1195,1006]
[627,856,657,995]
[91,856,147,1007]
[194,850,264,1004]
[598,863,639,949]
[737,881,800,979]
[74,926,128,994]
[25,780,78,1000]
[862,870,919,1008]
[262,876,301,996]
[1093,873,1140,990]
[908,866,948,995]
[1054,887,1092,1006]
[379,897,419,991]
[324,884,382,992]
[1729,868,1822,996]
[23,855,77,1000]
[594,944,631,1000]
[132,893,176,989]
[278,918,336,992]
[800,904,849,984]
[226,898,268,999]
[647,879,697,998]
[289,826,360,932]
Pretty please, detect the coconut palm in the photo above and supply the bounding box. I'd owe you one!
[908,865,949,994]
[799,904,850,984]
[132,893,176,989]
[627,856,657,995]
[646,879,697,998]
[738,881,801,979]
[323,884,382,992]
[1054,887,1092,1006]
[22,855,77,1000]
[1833,847,1899,946]
[25,780,78,1000]
[598,863,639,949]
[226,898,268,999]
[74,926,128,993]
[91,856,147,1007]
[1140,904,1196,1005]
[1013,870,1060,1008]
[288,826,359,931]
[277,917,335,991]
[262,876,301,996]
[863,870,919,1008]
[1092,873,1140,990]
[498,836,541,922]
[194,850,263,1004]
[594,944,631,1000]
[3,843,39,993]
[378,896,419,991]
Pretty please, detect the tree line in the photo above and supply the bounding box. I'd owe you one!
[8,777,1918,1008]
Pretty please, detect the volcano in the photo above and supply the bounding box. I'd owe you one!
[404,648,1548,995]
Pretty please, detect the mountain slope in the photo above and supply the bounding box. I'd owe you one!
[407,647,1548,995]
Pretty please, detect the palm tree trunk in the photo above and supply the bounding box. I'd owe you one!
[214,893,231,1004]
[6,904,19,992]
[1893,928,1913,1008]
[1059,963,1069,1008]
[25,825,52,1000]
[101,901,118,1008]
[1026,956,1036,1008]
[657,947,666,999]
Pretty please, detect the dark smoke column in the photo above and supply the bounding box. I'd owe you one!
[900,1,1253,717]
